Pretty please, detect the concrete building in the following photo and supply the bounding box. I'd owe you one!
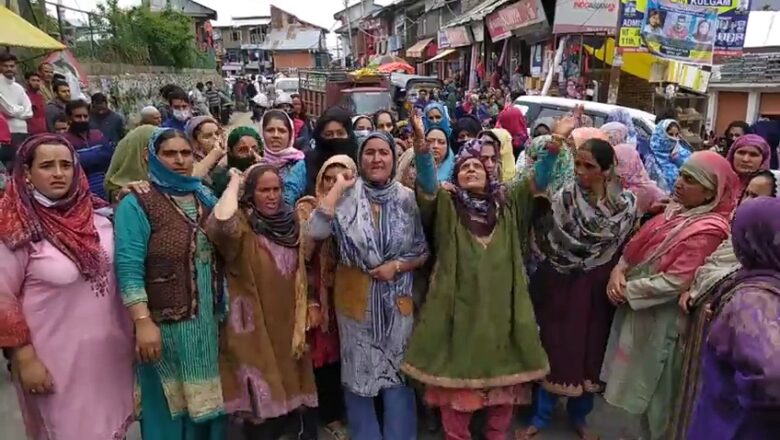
[259,5,330,71]
[214,16,272,74]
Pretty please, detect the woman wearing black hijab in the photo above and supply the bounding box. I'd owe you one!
[304,107,359,196]
[450,115,482,153]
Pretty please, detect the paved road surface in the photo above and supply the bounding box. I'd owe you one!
[0,113,644,440]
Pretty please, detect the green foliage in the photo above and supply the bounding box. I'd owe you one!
[82,0,207,69]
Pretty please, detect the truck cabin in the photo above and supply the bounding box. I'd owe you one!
[339,87,393,118]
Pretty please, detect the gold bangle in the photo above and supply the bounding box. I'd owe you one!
[133,314,151,322]
[395,260,402,274]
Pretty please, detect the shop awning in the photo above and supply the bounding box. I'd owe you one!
[425,49,457,64]
[0,6,64,50]
[406,38,434,58]
[443,0,510,28]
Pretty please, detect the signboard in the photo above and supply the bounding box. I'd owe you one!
[553,0,621,34]
[471,23,484,42]
[641,0,718,64]
[437,30,451,49]
[445,26,473,47]
[618,0,750,60]
[487,0,547,42]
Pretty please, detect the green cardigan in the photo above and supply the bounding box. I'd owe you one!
[402,180,549,388]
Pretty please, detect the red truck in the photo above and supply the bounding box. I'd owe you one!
[298,69,393,119]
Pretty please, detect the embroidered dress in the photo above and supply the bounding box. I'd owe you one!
[115,195,225,439]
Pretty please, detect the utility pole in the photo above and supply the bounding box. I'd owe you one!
[344,0,353,67]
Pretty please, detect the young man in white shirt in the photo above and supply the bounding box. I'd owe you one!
[0,52,32,165]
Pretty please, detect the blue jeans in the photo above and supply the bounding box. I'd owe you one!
[344,386,417,440]
[530,387,594,429]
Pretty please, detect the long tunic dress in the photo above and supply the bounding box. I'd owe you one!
[402,163,549,411]
[0,216,135,440]
[204,211,317,422]
[687,285,780,439]
[114,195,225,440]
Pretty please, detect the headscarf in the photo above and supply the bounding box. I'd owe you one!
[732,196,780,276]
[536,140,638,273]
[305,107,358,195]
[258,111,304,167]
[451,138,504,236]
[240,164,298,247]
[315,154,358,199]
[104,125,155,202]
[450,114,482,151]
[572,127,608,149]
[600,122,630,147]
[688,170,780,303]
[0,134,109,295]
[643,119,692,193]
[725,134,771,188]
[147,128,217,209]
[487,128,516,183]
[750,119,780,168]
[614,143,665,214]
[495,106,529,153]
[531,117,556,137]
[334,131,427,341]
[184,116,217,145]
[521,134,575,194]
[623,151,738,276]
[352,115,373,130]
[396,148,416,189]
[606,108,638,144]
[423,102,452,138]
[429,127,455,183]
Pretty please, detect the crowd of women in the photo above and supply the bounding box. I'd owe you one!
[0,98,778,440]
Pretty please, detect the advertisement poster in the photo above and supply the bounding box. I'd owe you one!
[642,0,718,64]
[618,0,750,60]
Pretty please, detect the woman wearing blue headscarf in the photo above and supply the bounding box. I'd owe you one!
[643,119,692,193]
[423,102,452,138]
[607,108,652,160]
[114,128,226,440]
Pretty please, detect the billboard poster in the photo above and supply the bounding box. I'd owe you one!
[641,0,718,64]
[618,0,750,60]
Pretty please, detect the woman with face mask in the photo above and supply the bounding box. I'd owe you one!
[403,114,571,440]
[0,135,134,440]
[602,151,739,440]
[206,164,318,439]
[520,136,638,440]
[114,128,226,440]
[643,119,693,193]
[307,131,430,440]
[209,125,263,197]
[451,114,482,153]
[352,115,374,147]
[671,170,780,440]
[302,108,359,196]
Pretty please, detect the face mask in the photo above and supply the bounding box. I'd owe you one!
[229,154,256,172]
[173,109,190,122]
[318,137,355,155]
[354,130,370,138]
[71,121,90,134]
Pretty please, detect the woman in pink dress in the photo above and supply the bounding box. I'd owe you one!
[0,134,135,439]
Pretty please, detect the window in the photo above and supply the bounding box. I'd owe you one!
[231,31,240,41]
[287,14,295,25]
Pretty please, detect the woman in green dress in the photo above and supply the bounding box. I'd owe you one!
[114,127,226,440]
[402,114,575,439]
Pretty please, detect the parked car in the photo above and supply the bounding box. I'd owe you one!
[513,95,656,137]
[274,77,300,97]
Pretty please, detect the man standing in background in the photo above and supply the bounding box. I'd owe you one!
[45,80,71,131]
[38,62,55,103]
[0,52,32,165]
[90,92,125,145]
[24,71,47,135]
[204,81,221,118]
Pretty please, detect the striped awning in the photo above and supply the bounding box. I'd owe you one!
[405,38,434,59]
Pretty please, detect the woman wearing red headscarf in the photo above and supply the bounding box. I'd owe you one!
[0,134,134,439]
[496,106,528,159]
[602,151,739,440]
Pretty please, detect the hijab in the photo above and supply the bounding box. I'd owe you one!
[495,106,529,153]
[147,128,217,209]
[614,143,665,214]
[623,151,738,276]
[486,128,516,182]
[572,127,608,148]
[423,102,452,138]
[606,108,638,144]
[396,148,417,189]
[184,115,218,157]
[240,164,299,247]
[451,114,482,152]
[104,125,155,202]
[725,134,771,188]
[305,107,358,195]
[521,134,575,195]
[600,122,630,147]
[531,117,556,137]
[259,111,304,168]
[424,128,453,186]
[643,119,692,193]
[451,139,504,236]
[0,134,110,295]
[315,154,358,199]
[732,196,780,276]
